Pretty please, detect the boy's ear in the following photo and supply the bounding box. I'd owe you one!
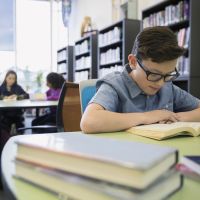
[128,54,137,69]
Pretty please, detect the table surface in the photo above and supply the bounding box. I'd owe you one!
[1,131,200,200]
[0,99,58,110]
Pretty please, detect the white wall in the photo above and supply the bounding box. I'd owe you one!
[68,0,112,44]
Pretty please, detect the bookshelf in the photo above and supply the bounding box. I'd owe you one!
[98,19,140,78]
[57,46,74,81]
[74,34,98,82]
[142,0,200,98]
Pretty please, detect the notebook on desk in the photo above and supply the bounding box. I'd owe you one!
[2,98,17,102]
[29,93,46,101]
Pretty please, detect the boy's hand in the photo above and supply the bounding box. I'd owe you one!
[144,110,180,124]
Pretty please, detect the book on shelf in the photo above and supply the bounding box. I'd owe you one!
[176,27,190,48]
[180,156,200,175]
[126,122,200,140]
[142,0,189,28]
[14,159,183,200]
[15,132,178,189]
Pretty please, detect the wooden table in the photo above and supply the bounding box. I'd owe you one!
[1,132,200,200]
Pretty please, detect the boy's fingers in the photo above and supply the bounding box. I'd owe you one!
[170,115,179,122]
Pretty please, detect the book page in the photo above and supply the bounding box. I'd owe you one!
[127,122,200,140]
[182,122,200,134]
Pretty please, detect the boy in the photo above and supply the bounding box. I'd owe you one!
[81,26,200,133]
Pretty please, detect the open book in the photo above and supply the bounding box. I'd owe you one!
[126,122,200,140]
[29,93,46,101]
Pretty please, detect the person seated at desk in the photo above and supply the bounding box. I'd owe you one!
[80,26,200,134]
[0,70,29,130]
[31,72,65,132]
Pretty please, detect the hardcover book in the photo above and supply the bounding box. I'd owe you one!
[15,132,178,189]
[14,159,183,200]
[180,156,200,175]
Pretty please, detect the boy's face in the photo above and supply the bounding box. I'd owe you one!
[128,54,178,95]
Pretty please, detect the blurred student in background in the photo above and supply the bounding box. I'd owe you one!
[32,72,65,131]
[0,70,29,100]
[0,70,29,130]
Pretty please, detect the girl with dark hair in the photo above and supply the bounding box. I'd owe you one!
[31,72,65,132]
[0,70,29,130]
[46,72,65,100]
[0,70,29,100]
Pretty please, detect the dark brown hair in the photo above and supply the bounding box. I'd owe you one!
[2,70,17,86]
[46,72,65,89]
[132,26,185,63]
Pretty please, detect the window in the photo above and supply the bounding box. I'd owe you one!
[16,0,51,72]
[0,0,16,79]
[0,0,69,90]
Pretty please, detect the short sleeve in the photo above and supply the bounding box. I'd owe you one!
[90,83,119,112]
[173,84,200,112]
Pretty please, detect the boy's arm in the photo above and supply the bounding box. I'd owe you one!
[80,103,179,133]
[172,84,200,122]
[176,105,200,122]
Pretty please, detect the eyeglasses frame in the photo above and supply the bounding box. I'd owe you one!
[136,58,180,82]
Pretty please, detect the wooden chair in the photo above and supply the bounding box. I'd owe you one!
[57,82,82,132]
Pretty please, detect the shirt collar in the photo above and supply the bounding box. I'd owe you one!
[122,65,143,99]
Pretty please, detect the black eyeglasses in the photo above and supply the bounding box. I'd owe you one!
[137,59,180,82]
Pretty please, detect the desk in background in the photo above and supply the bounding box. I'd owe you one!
[0,99,58,110]
[0,99,58,117]
[1,132,200,200]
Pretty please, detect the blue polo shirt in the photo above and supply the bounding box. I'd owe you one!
[90,66,200,113]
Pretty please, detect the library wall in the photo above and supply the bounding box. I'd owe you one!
[68,0,112,44]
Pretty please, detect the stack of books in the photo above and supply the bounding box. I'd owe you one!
[13,133,183,200]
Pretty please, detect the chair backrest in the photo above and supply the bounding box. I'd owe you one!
[56,82,82,132]
[79,79,97,114]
